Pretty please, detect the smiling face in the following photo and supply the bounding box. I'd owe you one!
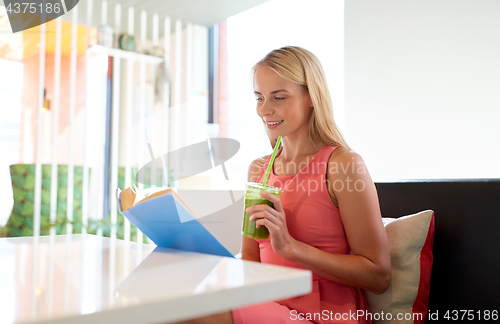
[254,66,313,140]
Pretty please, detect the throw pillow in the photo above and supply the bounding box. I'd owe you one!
[364,210,435,324]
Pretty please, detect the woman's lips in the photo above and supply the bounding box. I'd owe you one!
[266,120,283,129]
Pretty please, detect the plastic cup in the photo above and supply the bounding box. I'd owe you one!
[241,182,282,239]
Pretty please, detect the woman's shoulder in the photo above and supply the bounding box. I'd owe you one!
[326,146,367,180]
[247,155,271,182]
[328,146,364,166]
[325,146,368,208]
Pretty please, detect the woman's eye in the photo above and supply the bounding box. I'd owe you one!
[256,97,264,101]
[275,97,285,100]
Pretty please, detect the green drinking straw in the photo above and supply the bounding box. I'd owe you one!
[262,136,282,186]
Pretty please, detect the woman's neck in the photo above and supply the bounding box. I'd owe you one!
[279,134,324,162]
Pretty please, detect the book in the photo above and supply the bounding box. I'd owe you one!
[116,186,234,258]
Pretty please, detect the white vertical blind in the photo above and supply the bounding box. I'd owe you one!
[163,16,171,187]
[147,13,161,246]
[48,17,62,315]
[96,1,106,308]
[171,19,182,190]
[123,7,135,242]
[95,0,108,237]
[114,3,121,34]
[67,5,78,235]
[164,17,171,64]
[48,232,55,315]
[185,23,193,144]
[108,235,116,305]
[109,3,122,240]
[149,15,158,190]
[33,23,46,238]
[124,55,133,243]
[136,9,148,244]
[150,13,158,190]
[82,0,94,235]
[110,54,120,240]
[174,19,182,149]
[64,235,72,312]
[153,14,159,46]
[49,17,62,236]
[123,6,135,242]
[128,6,134,35]
[22,0,207,243]
[101,1,108,25]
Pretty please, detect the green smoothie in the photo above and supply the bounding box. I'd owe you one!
[242,182,282,239]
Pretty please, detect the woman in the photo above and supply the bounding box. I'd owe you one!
[180,46,391,324]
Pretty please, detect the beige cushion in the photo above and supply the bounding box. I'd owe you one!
[364,210,435,324]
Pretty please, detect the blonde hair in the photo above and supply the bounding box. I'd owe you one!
[252,46,351,150]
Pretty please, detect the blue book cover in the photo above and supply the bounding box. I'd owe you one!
[116,188,234,258]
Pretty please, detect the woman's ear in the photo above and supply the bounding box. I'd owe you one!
[304,87,313,107]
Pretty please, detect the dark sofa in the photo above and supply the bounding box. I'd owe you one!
[375,179,500,316]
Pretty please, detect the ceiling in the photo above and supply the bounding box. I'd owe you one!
[79,0,269,32]
[1,0,270,59]
[1,0,269,36]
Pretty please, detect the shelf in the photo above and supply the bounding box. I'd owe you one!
[88,45,164,64]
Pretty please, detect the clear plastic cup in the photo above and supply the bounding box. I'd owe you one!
[241,182,282,239]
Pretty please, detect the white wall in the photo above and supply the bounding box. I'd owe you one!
[345,0,500,180]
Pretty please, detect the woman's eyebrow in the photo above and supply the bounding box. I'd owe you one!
[254,89,289,95]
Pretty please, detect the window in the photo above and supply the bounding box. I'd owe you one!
[0,59,23,225]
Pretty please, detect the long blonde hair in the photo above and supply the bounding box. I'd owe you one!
[252,46,351,150]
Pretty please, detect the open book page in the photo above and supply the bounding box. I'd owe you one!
[133,187,172,205]
[120,188,136,211]
[119,186,198,218]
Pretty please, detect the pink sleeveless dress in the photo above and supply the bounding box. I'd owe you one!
[232,145,371,324]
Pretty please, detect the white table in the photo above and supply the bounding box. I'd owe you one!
[0,234,312,324]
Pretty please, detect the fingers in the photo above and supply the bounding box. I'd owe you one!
[248,203,283,222]
[246,204,277,217]
[251,209,287,238]
[245,193,284,214]
[249,209,279,223]
[260,192,284,213]
[256,218,278,232]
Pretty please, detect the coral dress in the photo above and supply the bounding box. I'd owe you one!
[232,145,371,324]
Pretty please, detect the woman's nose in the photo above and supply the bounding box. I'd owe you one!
[259,100,272,116]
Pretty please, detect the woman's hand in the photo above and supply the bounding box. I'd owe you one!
[247,192,297,258]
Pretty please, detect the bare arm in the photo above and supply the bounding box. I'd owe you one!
[289,151,391,294]
[250,150,391,294]
[240,157,268,262]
